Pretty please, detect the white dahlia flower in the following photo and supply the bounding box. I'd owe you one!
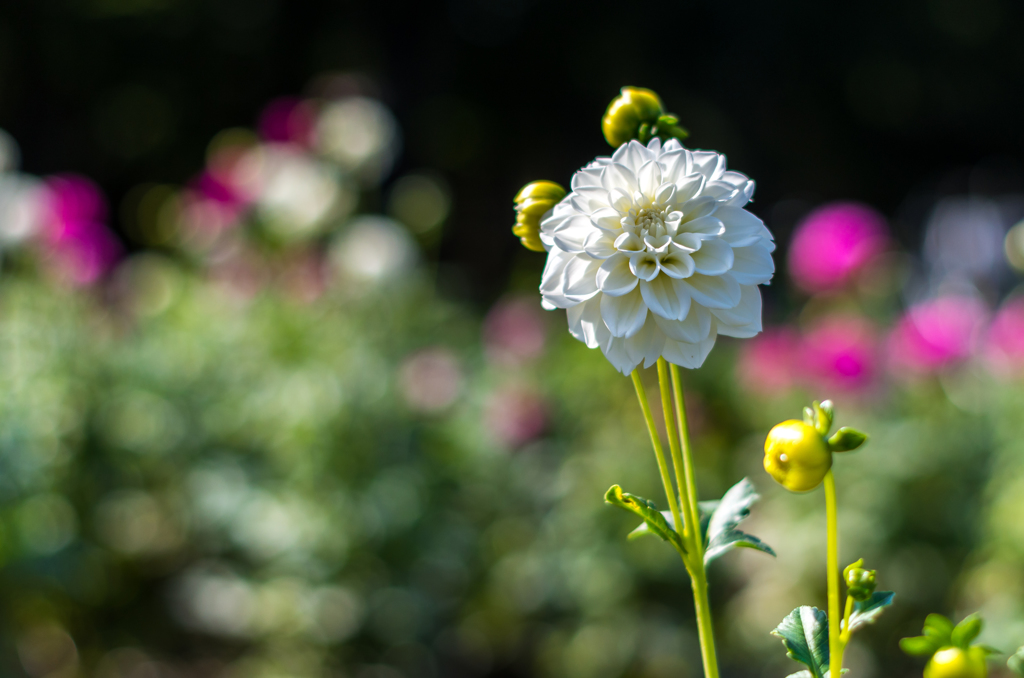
[539,138,775,373]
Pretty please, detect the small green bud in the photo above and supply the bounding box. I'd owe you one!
[828,427,868,453]
[763,420,832,492]
[512,180,566,252]
[924,646,988,678]
[843,558,877,601]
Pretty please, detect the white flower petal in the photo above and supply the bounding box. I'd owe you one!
[725,180,756,207]
[571,166,604,190]
[682,273,741,309]
[715,205,768,247]
[662,138,684,153]
[690,238,735,275]
[626,314,666,368]
[644,234,671,252]
[551,218,593,253]
[602,162,638,193]
[640,275,690,321]
[561,256,602,301]
[613,140,653,171]
[671,233,702,252]
[614,231,645,253]
[712,285,762,338]
[571,186,611,213]
[654,182,676,205]
[628,252,660,281]
[658,249,696,279]
[691,151,725,180]
[590,206,623,231]
[653,304,710,343]
[660,150,690,182]
[638,161,663,197]
[679,196,718,223]
[683,216,725,238]
[662,322,717,369]
[539,249,575,308]
[601,287,648,338]
[608,187,632,212]
[596,253,639,296]
[583,230,618,259]
[599,333,639,374]
[567,296,604,348]
[730,243,775,285]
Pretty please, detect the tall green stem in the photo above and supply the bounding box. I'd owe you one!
[656,359,691,539]
[824,469,841,675]
[630,370,684,555]
[668,363,719,678]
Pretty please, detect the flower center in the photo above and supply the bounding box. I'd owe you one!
[635,206,667,235]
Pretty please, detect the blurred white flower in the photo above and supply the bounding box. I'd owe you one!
[330,216,417,283]
[236,143,355,241]
[539,138,775,373]
[315,97,400,185]
[0,128,19,173]
[0,174,44,246]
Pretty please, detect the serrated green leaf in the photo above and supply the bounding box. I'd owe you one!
[900,636,942,657]
[627,509,674,540]
[605,485,685,553]
[923,613,954,646]
[773,606,830,678]
[706,477,759,543]
[827,427,868,452]
[1008,646,1024,675]
[951,613,982,649]
[704,528,776,565]
[846,591,895,634]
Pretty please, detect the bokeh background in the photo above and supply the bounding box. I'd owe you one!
[1,1,1024,677]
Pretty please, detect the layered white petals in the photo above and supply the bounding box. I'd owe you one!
[538,138,774,373]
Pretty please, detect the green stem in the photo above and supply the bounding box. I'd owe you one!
[839,594,854,645]
[824,469,841,676]
[668,363,720,678]
[657,359,691,540]
[630,370,685,557]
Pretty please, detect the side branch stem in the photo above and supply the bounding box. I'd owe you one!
[824,469,841,675]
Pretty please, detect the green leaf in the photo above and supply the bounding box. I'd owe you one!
[704,528,776,565]
[951,613,982,649]
[803,406,815,426]
[700,477,775,566]
[923,613,954,646]
[1008,646,1024,675]
[827,427,868,452]
[773,606,830,678]
[846,591,895,633]
[605,485,685,553]
[900,636,943,657]
[977,645,1002,656]
[698,500,718,544]
[813,400,833,436]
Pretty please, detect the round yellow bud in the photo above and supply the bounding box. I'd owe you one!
[602,87,664,148]
[763,420,832,492]
[924,647,987,678]
[512,181,566,252]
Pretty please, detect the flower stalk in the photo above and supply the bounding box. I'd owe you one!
[824,468,841,674]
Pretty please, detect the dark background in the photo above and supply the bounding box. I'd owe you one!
[1,0,1022,303]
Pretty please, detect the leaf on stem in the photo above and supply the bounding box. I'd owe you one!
[702,477,776,566]
[900,613,954,657]
[605,485,685,553]
[773,606,830,678]
[845,591,895,634]
[827,427,868,453]
[950,613,982,649]
[1007,646,1024,675]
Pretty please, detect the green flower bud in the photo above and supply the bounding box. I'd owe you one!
[512,181,566,252]
[763,420,832,493]
[601,87,689,148]
[925,647,988,678]
[843,559,877,601]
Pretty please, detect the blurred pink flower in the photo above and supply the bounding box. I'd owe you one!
[788,202,888,293]
[483,296,547,365]
[485,385,547,448]
[398,348,463,413]
[258,97,316,148]
[41,175,121,286]
[984,298,1024,374]
[888,296,987,373]
[738,327,801,393]
[803,314,878,391]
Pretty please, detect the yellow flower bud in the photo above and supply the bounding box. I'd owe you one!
[924,647,987,678]
[512,180,565,252]
[602,87,664,148]
[763,420,832,492]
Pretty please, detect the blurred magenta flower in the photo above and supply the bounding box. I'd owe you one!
[984,298,1024,374]
[888,296,987,373]
[803,314,878,391]
[483,296,547,366]
[41,175,121,286]
[788,202,888,293]
[485,384,546,448]
[258,97,316,148]
[738,327,801,394]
